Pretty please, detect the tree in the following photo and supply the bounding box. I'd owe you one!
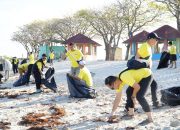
[76,7,126,60]
[12,21,46,55]
[155,0,180,31]
[51,16,94,42]
[116,0,162,60]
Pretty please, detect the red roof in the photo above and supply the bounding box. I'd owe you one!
[63,33,101,46]
[153,25,180,39]
[123,30,149,43]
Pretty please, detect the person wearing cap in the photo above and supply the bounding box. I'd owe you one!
[63,43,83,76]
[68,60,93,87]
[66,60,95,98]
[168,41,177,68]
[135,32,161,108]
[32,54,48,93]
[49,50,55,65]
[105,68,153,125]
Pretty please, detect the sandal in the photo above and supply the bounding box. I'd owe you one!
[138,119,153,126]
[121,114,134,120]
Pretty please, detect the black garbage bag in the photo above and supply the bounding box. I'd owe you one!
[0,64,3,71]
[13,74,29,87]
[13,64,33,87]
[157,52,170,69]
[161,87,180,106]
[66,74,96,99]
[127,56,148,69]
[41,67,57,93]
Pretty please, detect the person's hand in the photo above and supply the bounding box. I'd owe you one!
[108,113,114,122]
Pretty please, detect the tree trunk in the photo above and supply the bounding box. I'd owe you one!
[177,18,180,31]
[105,44,111,61]
[110,47,116,61]
[125,44,130,60]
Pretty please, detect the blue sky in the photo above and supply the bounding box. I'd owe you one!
[0,0,116,58]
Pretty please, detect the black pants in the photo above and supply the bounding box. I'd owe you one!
[0,73,3,82]
[13,64,18,74]
[26,64,33,83]
[151,79,158,106]
[125,75,153,112]
[33,71,41,90]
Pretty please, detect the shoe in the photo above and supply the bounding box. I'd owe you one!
[138,119,153,126]
[35,89,43,93]
[121,114,134,120]
[153,102,164,109]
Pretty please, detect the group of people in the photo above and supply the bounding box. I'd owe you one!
[105,32,178,125]
[0,32,178,125]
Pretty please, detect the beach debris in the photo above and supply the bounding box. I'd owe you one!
[125,126,136,130]
[0,121,11,130]
[0,90,33,99]
[19,106,66,129]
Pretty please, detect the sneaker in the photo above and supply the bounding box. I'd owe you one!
[35,89,43,93]
[138,119,153,126]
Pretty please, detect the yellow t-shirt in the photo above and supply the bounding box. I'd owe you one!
[18,63,29,71]
[66,49,83,67]
[29,54,34,64]
[116,68,151,92]
[78,67,93,87]
[138,42,152,60]
[169,45,176,55]
[50,53,55,59]
[37,62,43,71]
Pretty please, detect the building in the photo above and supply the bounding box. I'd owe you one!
[123,25,180,60]
[63,33,101,61]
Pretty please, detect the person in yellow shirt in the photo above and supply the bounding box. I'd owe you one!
[32,54,47,93]
[168,41,177,68]
[63,43,83,76]
[66,60,96,98]
[135,32,161,108]
[105,68,153,125]
[49,50,55,65]
[77,60,93,87]
[12,57,19,74]
[18,62,29,77]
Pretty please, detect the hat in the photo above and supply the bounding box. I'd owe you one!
[147,32,161,40]
[79,60,86,66]
[168,41,173,45]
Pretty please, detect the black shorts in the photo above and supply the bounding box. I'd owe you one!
[170,54,177,61]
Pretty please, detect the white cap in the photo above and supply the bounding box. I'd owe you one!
[79,60,86,66]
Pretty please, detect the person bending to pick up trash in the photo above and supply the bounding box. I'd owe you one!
[66,60,96,98]
[32,54,48,93]
[135,32,161,108]
[62,42,83,76]
[105,68,153,125]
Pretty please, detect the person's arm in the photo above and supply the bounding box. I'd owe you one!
[67,73,81,80]
[61,53,67,60]
[109,92,122,119]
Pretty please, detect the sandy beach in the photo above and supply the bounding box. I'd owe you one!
[0,60,180,130]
